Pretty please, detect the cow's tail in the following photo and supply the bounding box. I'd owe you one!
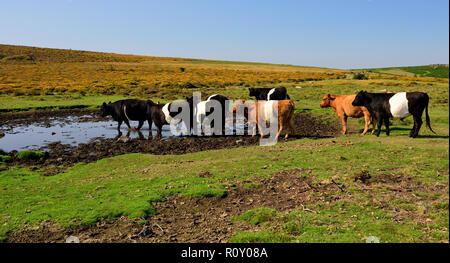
[288,100,295,120]
[123,104,130,123]
[424,95,435,134]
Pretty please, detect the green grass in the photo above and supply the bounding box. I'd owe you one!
[0,65,448,243]
[0,132,448,241]
[231,202,431,243]
[15,150,44,161]
[181,58,326,69]
[0,94,131,112]
[232,207,279,225]
[230,230,294,243]
[362,65,449,78]
[0,155,12,163]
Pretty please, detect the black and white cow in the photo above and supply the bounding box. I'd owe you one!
[248,87,290,101]
[195,94,229,135]
[147,98,194,137]
[100,99,152,133]
[352,91,435,138]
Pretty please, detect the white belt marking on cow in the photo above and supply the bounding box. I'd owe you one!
[196,101,208,123]
[264,101,275,122]
[162,103,172,124]
[389,92,411,118]
[207,94,218,101]
[267,88,276,101]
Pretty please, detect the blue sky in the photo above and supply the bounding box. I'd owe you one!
[0,0,448,68]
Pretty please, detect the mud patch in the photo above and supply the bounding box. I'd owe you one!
[5,168,448,243]
[0,108,174,152]
[1,110,341,175]
[5,171,323,243]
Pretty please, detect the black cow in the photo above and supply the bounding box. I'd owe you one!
[147,98,194,137]
[352,91,435,138]
[248,87,290,100]
[100,99,152,133]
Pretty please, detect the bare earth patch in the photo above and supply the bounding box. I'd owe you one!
[12,168,444,243]
[6,170,328,243]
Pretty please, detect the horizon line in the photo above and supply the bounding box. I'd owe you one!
[1,42,448,70]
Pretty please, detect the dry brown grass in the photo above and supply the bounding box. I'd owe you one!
[1,44,446,99]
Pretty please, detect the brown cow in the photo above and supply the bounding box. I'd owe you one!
[320,94,375,135]
[234,100,295,139]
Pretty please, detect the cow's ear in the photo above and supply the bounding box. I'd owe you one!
[108,101,111,104]
[102,102,106,106]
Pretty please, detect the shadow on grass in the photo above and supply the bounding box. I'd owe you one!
[416,134,449,139]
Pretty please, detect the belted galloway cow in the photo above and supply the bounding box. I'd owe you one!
[352,91,435,138]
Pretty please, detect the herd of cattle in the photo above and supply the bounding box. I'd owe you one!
[100,87,434,140]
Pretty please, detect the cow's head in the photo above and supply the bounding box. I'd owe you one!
[100,102,112,117]
[248,88,258,97]
[352,91,370,106]
[320,94,336,108]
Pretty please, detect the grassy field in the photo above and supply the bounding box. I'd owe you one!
[361,65,449,79]
[1,134,448,242]
[0,45,448,243]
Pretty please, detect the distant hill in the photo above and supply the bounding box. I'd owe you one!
[362,65,449,79]
[0,44,157,63]
[0,44,327,69]
[0,44,347,98]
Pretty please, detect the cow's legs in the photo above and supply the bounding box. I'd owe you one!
[287,118,295,139]
[136,131,145,140]
[156,125,163,137]
[123,118,132,129]
[411,114,423,138]
[258,122,265,139]
[409,120,417,138]
[341,115,348,135]
[362,112,370,135]
[384,116,390,136]
[374,115,382,137]
[117,120,123,132]
[137,120,144,130]
[370,118,376,135]
[147,120,153,139]
[275,123,283,140]
[409,106,425,138]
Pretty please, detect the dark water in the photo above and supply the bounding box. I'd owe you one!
[0,115,176,152]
